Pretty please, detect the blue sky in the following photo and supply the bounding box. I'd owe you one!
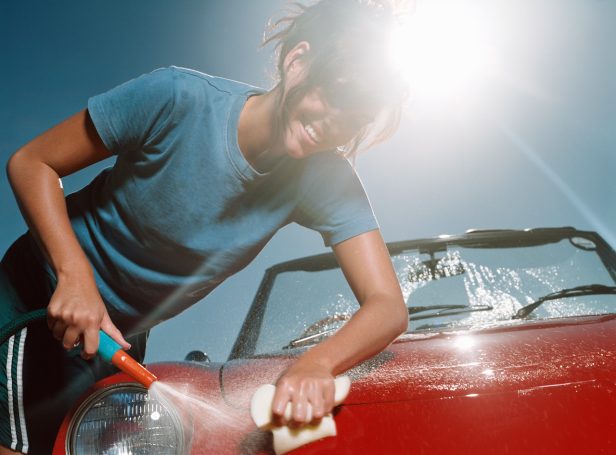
[1,0,614,362]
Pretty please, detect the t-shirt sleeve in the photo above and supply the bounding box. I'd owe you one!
[294,153,379,247]
[87,67,175,154]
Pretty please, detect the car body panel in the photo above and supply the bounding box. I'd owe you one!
[53,228,616,454]
[219,315,616,454]
[223,315,616,406]
[55,314,616,454]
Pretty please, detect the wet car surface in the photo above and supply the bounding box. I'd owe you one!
[54,227,616,454]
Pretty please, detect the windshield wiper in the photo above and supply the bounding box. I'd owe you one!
[513,284,616,320]
[282,328,337,350]
[283,305,495,349]
[408,304,493,321]
[408,304,466,315]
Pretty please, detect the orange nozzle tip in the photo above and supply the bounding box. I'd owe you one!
[111,351,158,389]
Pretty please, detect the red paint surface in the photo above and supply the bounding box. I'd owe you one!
[54,314,616,454]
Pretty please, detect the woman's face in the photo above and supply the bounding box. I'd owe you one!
[279,86,377,159]
[275,41,383,158]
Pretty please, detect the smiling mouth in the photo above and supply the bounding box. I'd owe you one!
[303,123,320,144]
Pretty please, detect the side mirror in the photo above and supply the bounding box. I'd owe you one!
[184,350,211,363]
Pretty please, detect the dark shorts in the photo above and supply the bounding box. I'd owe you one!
[0,234,148,454]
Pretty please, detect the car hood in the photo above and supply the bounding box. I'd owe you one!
[220,314,616,410]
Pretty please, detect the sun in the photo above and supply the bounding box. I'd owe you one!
[391,1,502,103]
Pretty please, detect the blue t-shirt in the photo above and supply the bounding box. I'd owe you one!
[66,66,377,330]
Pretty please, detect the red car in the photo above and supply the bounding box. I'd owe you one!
[53,227,616,454]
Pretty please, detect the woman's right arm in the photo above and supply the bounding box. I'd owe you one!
[6,109,130,358]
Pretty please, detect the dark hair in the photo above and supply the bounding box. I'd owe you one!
[263,0,409,158]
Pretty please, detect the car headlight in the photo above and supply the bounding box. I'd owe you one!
[67,383,186,455]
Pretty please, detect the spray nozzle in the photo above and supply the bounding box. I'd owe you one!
[98,331,157,388]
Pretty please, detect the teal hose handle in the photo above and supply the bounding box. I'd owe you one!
[97,330,121,362]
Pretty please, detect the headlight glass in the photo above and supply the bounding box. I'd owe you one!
[68,384,185,455]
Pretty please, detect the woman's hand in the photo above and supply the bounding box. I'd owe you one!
[271,359,336,427]
[46,269,130,360]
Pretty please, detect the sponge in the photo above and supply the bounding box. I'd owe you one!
[250,376,351,454]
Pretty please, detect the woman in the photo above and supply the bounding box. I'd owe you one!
[0,0,409,453]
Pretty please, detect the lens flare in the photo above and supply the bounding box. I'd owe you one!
[391,1,501,103]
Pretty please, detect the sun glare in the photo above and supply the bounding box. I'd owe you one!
[391,1,501,103]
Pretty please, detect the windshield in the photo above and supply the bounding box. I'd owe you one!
[238,232,616,357]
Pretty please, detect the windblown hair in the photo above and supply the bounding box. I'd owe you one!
[263,0,409,158]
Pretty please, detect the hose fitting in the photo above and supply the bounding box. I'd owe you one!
[98,331,158,388]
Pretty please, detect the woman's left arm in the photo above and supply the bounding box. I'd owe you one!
[271,229,408,425]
